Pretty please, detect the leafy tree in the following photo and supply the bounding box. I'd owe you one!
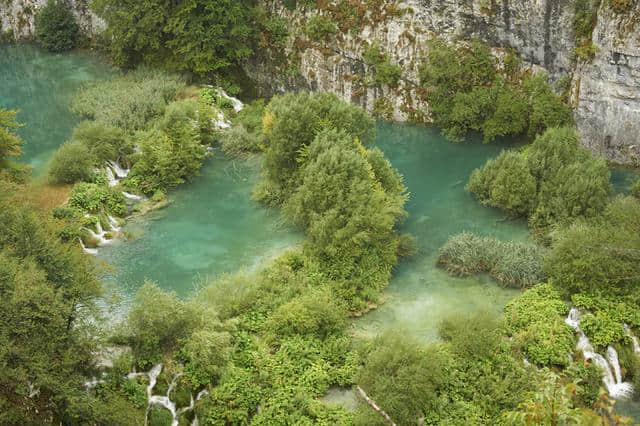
[0,181,103,424]
[468,127,611,230]
[71,121,132,164]
[35,0,79,52]
[545,196,640,296]
[91,0,254,78]
[0,108,28,181]
[259,92,375,202]
[48,140,95,184]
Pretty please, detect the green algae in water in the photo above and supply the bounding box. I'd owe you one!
[352,123,529,343]
[98,154,302,296]
[0,44,114,174]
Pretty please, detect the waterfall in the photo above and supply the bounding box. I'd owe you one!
[123,191,144,201]
[106,167,118,187]
[565,309,634,399]
[108,215,121,232]
[624,324,640,353]
[108,160,129,179]
[121,364,205,426]
[78,238,98,255]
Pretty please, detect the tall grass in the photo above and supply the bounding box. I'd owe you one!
[437,232,546,289]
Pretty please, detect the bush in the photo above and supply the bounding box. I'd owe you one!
[305,15,338,42]
[468,127,611,230]
[437,232,546,288]
[265,287,347,339]
[505,283,573,367]
[545,196,640,295]
[71,121,132,164]
[261,92,375,200]
[219,125,261,158]
[48,140,95,184]
[362,42,402,87]
[356,333,448,425]
[71,68,185,132]
[68,182,127,216]
[580,312,626,349]
[35,0,79,52]
[420,39,572,142]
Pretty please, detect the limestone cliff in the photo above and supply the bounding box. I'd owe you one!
[2,0,639,165]
[0,0,102,40]
[246,0,640,165]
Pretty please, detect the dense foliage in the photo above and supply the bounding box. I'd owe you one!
[420,39,573,142]
[437,232,546,288]
[0,108,27,181]
[35,0,79,52]
[91,0,255,81]
[0,180,103,424]
[468,127,611,230]
[258,92,407,310]
[545,196,640,296]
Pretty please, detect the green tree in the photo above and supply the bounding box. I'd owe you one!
[48,140,95,184]
[0,181,103,424]
[0,108,27,180]
[35,0,79,52]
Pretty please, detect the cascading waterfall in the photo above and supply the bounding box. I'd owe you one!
[565,308,634,399]
[78,237,98,255]
[625,324,640,354]
[123,364,206,426]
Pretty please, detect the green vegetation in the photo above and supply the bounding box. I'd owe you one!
[504,283,573,367]
[545,196,640,296]
[437,232,546,288]
[0,180,104,424]
[258,92,407,310]
[92,0,254,81]
[305,14,339,42]
[468,127,611,230]
[68,182,127,216]
[35,0,79,52]
[48,140,95,184]
[0,108,28,181]
[420,39,573,142]
[362,42,402,87]
[71,68,185,132]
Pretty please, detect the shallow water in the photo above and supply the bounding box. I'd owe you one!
[0,44,113,174]
[98,154,302,296]
[351,123,528,342]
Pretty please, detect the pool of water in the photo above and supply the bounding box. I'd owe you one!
[0,44,114,175]
[98,154,302,296]
[351,123,528,342]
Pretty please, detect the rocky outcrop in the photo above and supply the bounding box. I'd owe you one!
[0,0,103,40]
[247,0,640,165]
[575,4,640,166]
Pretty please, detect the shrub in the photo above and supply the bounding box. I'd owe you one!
[180,328,231,387]
[68,182,127,216]
[305,15,338,42]
[437,232,546,289]
[505,283,573,367]
[71,121,132,164]
[580,312,626,349]
[362,42,402,87]
[420,39,572,142]
[261,92,375,199]
[48,140,95,184]
[356,333,448,425]
[545,197,640,295]
[265,287,347,339]
[219,125,261,158]
[468,127,611,230]
[35,0,79,52]
[71,68,185,132]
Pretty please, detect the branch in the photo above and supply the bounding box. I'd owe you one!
[356,386,397,426]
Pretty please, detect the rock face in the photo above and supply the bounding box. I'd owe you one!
[0,0,103,40]
[2,0,640,164]
[246,0,640,165]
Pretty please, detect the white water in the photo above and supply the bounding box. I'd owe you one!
[79,238,98,255]
[565,308,634,399]
[121,364,206,426]
[123,191,144,201]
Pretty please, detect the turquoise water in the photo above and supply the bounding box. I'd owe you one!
[98,154,302,296]
[352,124,528,342]
[0,44,113,174]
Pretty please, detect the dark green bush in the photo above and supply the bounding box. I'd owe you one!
[305,15,338,42]
[35,0,79,52]
[48,140,95,184]
[68,182,127,216]
[71,121,132,164]
[420,39,572,142]
[468,127,611,230]
[362,42,402,87]
[545,196,640,295]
